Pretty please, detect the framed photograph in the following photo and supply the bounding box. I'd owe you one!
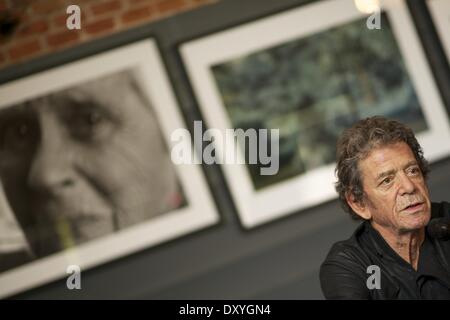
[0,39,219,298]
[180,0,450,228]
[427,0,450,64]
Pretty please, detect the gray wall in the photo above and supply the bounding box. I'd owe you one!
[2,0,449,299]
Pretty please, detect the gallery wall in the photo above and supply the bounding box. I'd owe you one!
[0,0,449,299]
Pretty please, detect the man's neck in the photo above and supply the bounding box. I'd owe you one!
[371,222,425,270]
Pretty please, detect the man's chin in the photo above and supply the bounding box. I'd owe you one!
[399,214,430,233]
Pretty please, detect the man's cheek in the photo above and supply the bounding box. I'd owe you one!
[75,142,123,181]
[0,156,30,181]
[1,179,35,235]
[422,184,431,199]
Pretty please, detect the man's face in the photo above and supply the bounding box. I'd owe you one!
[0,71,179,257]
[354,142,431,234]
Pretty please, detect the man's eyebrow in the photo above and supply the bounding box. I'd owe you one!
[376,169,396,181]
[403,160,419,169]
[55,93,108,113]
[0,103,32,120]
[56,92,97,106]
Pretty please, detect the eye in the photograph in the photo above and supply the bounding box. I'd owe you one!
[66,106,115,142]
[0,116,38,155]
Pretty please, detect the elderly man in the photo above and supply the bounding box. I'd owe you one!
[320,116,450,299]
[0,70,183,267]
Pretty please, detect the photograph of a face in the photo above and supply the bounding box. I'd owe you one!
[0,70,185,271]
[0,39,219,298]
[211,12,427,190]
[181,0,450,228]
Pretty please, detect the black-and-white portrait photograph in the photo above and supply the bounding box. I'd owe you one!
[0,39,219,298]
[0,69,185,268]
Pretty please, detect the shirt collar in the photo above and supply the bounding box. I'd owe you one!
[417,235,450,288]
[364,221,413,268]
[362,202,442,265]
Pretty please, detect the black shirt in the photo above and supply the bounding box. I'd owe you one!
[320,202,450,299]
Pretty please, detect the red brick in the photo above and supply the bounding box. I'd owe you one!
[157,0,187,14]
[0,51,6,64]
[129,0,156,4]
[121,5,155,24]
[90,0,121,16]
[84,17,115,35]
[8,39,41,61]
[47,30,80,48]
[8,0,32,9]
[17,20,49,37]
[31,0,65,15]
[16,11,32,24]
[53,13,68,29]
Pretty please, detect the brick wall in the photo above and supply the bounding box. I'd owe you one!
[0,0,216,70]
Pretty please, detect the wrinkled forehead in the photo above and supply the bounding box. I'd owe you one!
[359,142,417,177]
[2,70,143,116]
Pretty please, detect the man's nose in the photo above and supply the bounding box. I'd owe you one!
[398,173,415,195]
[27,116,75,193]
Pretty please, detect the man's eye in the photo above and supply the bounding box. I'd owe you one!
[85,111,103,126]
[381,177,392,185]
[408,166,420,175]
[0,120,36,154]
[69,110,112,141]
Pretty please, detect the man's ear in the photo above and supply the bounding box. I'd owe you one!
[345,192,372,220]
